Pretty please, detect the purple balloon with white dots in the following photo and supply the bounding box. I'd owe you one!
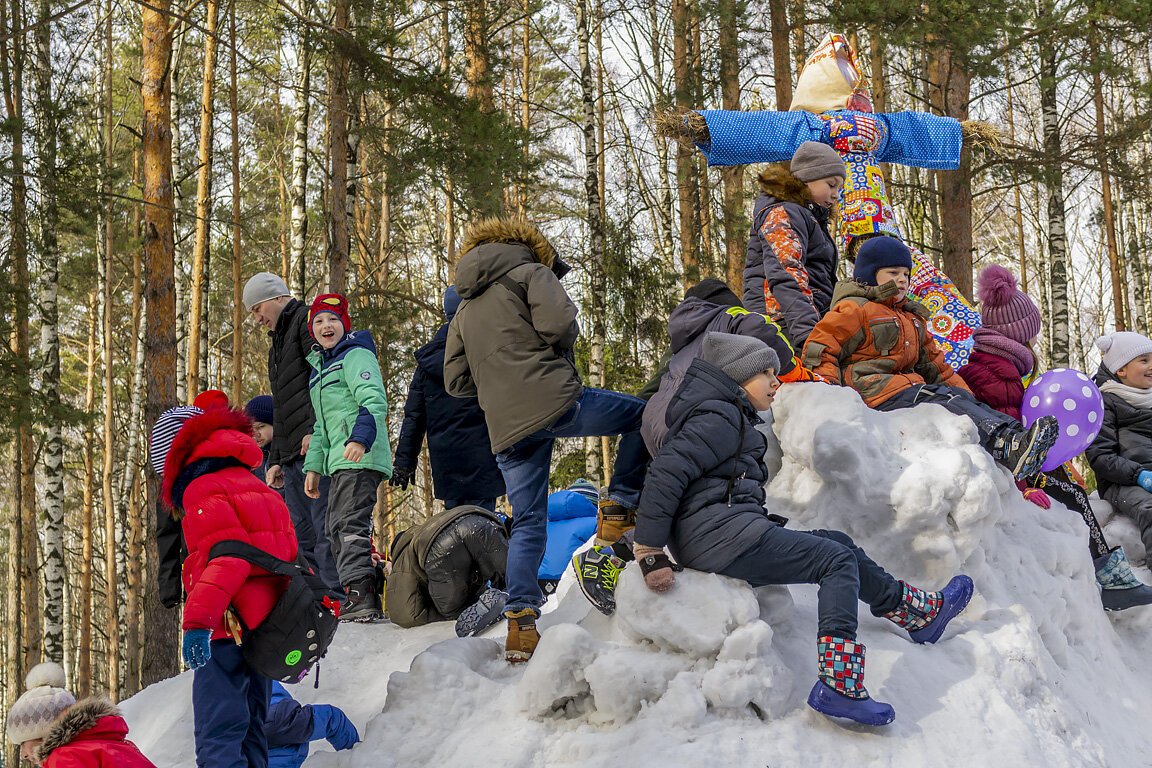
[1020,368,1105,472]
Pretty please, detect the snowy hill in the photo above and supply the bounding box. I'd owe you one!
[121,383,1152,767]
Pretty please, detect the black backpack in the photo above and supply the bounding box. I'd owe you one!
[207,540,340,684]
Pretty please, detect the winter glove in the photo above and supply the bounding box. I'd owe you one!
[1139,470,1152,493]
[635,544,680,593]
[182,629,212,670]
[323,707,360,750]
[389,464,416,490]
[1022,487,1051,509]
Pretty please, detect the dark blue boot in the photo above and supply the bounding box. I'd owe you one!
[884,575,974,644]
[1094,547,1152,611]
[807,636,895,727]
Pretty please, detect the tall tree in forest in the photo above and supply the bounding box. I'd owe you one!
[928,44,974,300]
[141,0,181,685]
[673,0,700,284]
[289,2,311,297]
[1088,21,1125,330]
[34,0,65,665]
[1038,0,1069,367]
[231,1,243,401]
[718,0,744,288]
[327,0,351,293]
[769,0,792,108]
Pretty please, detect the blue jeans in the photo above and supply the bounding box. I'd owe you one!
[282,458,340,591]
[442,498,498,514]
[498,387,648,613]
[875,384,1018,449]
[193,640,272,768]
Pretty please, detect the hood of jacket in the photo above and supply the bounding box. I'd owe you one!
[667,297,732,353]
[312,329,378,367]
[161,408,261,508]
[414,324,449,381]
[37,699,126,762]
[666,357,757,429]
[1094,362,1121,387]
[454,217,569,299]
[757,162,830,223]
[830,279,932,320]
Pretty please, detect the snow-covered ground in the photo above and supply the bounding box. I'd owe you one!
[121,383,1152,767]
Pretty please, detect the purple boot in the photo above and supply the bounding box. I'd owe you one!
[806,636,895,726]
[883,575,974,644]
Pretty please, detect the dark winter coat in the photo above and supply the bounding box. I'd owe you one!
[36,698,156,768]
[743,164,839,348]
[268,298,317,467]
[634,359,776,573]
[641,296,797,455]
[161,407,298,640]
[266,682,358,768]
[802,280,970,407]
[1087,366,1152,495]
[957,351,1026,422]
[444,218,582,454]
[385,505,508,628]
[394,323,505,500]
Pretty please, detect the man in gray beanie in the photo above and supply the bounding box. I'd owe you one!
[744,140,847,348]
[239,272,339,591]
[627,331,974,728]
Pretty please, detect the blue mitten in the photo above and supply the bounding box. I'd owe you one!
[182,629,212,670]
[324,706,360,751]
[1139,470,1152,493]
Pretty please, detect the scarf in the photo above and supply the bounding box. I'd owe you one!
[1099,380,1152,410]
[972,327,1034,377]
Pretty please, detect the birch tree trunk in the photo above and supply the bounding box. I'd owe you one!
[289,6,311,298]
[142,0,181,684]
[34,0,66,665]
[1039,16,1069,367]
[188,0,219,396]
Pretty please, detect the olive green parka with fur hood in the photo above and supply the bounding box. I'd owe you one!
[444,217,582,454]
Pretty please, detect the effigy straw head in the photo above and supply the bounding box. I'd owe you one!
[791,33,872,114]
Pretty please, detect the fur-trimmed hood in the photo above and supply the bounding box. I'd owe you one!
[454,217,570,300]
[160,407,260,509]
[756,162,813,206]
[37,698,126,762]
[830,279,933,320]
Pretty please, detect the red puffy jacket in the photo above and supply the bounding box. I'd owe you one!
[957,351,1025,423]
[39,699,156,768]
[161,407,298,639]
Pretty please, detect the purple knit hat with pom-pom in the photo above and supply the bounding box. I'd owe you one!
[976,265,1040,344]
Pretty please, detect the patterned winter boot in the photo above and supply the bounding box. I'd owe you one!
[594,499,636,547]
[573,546,627,615]
[806,636,895,726]
[990,416,1059,480]
[1094,547,1152,611]
[341,576,384,623]
[882,575,974,644]
[504,608,540,662]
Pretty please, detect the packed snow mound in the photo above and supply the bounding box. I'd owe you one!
[122,383,1152,767]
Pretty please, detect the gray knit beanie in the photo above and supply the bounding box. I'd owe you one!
[701,332,780,385]
[6,662,75,745]
[242,272,290,311]
[790,141,847,183]
[1096,331,1152,374]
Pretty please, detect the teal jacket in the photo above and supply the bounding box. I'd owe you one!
[303,330,392,478]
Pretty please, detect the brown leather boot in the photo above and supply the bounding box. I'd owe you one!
[504,608,540,662]
[594,500,636,546]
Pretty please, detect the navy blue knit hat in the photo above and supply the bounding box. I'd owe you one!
[853,236,913,287]
[443,285,463,320]
[245,395,274,426]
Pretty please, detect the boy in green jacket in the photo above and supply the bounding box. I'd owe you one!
[304,293,392,621]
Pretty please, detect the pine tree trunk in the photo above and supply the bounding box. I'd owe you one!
[327,0,350,294]
[1127,204,1149,335]
[929,45,974,301]
[868,29,889,183]
[1006,61,1028,291]
[789,0,805,74]
[171,28,189,405]
[80,294,97,697]
[230,3,243,401]
[289,8,311,298]
[769,0,791,109]
[673,0,699,286]
[718,0,744,289]
[34,0,65,665]
[1090,22,1125,331]
[1039,21,1069,368]
[142,0,181,685]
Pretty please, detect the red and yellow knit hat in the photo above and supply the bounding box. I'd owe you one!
[309,293,351,335]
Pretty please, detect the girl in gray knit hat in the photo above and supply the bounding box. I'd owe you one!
[743,140,847,349]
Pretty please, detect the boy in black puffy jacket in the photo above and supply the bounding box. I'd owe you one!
[631,332,973,727]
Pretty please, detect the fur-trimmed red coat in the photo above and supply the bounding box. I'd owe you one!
[161,407,297,639]
[37,699,156,768]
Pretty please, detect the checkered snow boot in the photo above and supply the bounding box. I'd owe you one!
[806,636,895,726]
[883,575,973,644]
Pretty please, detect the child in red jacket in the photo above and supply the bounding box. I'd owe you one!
[151,395,299,768]
[6,662,157,767]
[958,265,1152,611]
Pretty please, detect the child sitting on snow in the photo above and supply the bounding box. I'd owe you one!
[1087,332,1152,565]
[633,331,973,726]
[958,266,1152,611]
[803,236,1058,481]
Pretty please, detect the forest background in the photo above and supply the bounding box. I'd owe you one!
[1,0,1150,760]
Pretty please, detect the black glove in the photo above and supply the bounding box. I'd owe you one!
[389,464,416,489]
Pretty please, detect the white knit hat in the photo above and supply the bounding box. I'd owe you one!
[6,662,75,745]
[1096,331,1152,374]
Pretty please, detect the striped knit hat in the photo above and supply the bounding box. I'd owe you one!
[6,662,75,745]
[568,478,600,503]
[150,405,203,477]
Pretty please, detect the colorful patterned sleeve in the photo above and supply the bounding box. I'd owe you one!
[757,205,819,344]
